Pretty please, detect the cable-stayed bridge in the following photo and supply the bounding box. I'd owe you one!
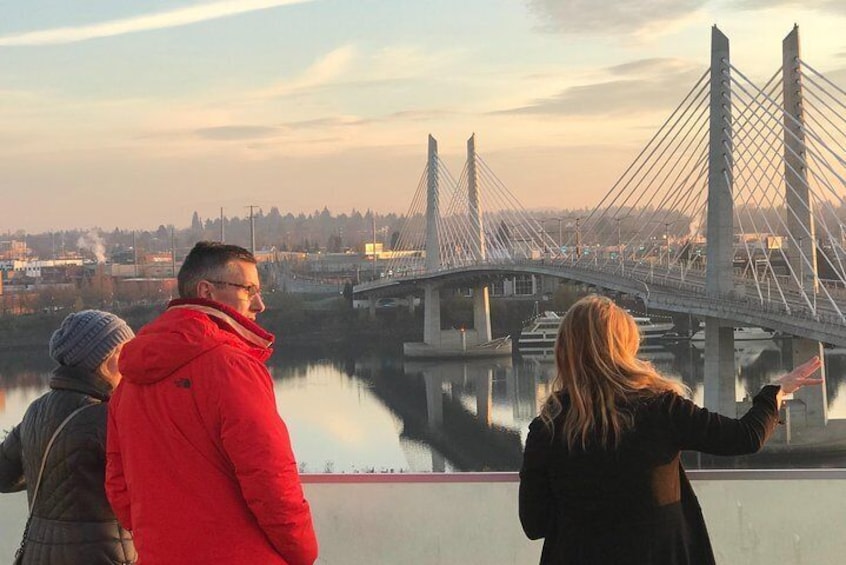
[355,26,846,419]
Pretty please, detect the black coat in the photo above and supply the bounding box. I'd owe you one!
[0,366,136,565]
[519,385,781,564]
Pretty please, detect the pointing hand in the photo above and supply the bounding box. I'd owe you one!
[774,356,823,394]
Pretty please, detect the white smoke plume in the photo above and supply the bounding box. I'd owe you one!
[77,230,107,263]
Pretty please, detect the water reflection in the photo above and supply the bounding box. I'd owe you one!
[3,340,846,471]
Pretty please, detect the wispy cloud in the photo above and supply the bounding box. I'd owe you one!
[526,0,707,35]
[737,0,846,14]
[255,45,357,98]
[0,0,313,47]
[498,57,703,117]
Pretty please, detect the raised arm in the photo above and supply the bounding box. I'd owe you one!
[669,356,822,455]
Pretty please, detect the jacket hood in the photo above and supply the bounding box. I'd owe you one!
[50,364,114,401]
[119,298,275,386]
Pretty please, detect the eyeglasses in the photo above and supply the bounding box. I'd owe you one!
[207,280,262,299]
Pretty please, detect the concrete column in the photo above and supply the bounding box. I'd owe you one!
[783,25,818,294]
[425,135,441,272]
[703,318,737,416]
[704,26,736,414]
[468,134,493,342]
[368,295,377,321]
[424,283,441,346]
[706,26,734,298]
[792,338,827,426]
[473,286,492,343]
[467,134,485,262]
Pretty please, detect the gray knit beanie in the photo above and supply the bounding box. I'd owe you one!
[49,310,135,371]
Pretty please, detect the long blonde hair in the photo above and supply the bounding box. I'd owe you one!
[541,295,688,450]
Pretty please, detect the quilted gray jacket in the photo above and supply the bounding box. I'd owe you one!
[0,365,136,564]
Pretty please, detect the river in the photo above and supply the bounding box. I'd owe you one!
[3,339,846,556]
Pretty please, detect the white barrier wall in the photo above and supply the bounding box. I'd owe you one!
[2,471,846,564]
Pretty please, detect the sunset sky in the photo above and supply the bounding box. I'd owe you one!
[3,0,846,232]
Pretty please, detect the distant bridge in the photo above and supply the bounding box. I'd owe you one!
[355,26,846,420]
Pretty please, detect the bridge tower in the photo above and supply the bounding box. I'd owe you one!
[783,26,827,425]
[423,134,442,346]
[704,26,738,416]
[467,134,493,342]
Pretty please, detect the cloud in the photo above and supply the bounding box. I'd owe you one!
[526,0,707,35]
[736,0,846,14]
[194,125,281,140]
[499,58,704,117]
[0,0,313,46]
[255,45,357,98]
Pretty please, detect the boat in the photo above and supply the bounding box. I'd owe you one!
[518,309,675,357]
[630,315,675,340]
[517,311,562,357]
[690,326,777,341]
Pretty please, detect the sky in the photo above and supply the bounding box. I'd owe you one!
[3,0,846,233]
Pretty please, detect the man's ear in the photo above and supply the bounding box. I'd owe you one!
[196,280,215,299]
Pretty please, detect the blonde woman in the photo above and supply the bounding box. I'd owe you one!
[519,295,821,565]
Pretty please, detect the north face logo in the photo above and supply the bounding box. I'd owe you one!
[175,379,192,389]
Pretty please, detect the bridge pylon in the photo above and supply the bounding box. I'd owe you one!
[704,26,738,417]
[468,134,493,343]
[782,26,827,425]
[403,134,508,358]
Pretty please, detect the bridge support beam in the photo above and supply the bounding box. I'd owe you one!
[792,338,827,426]
[424,284,442,346]
[704,27,736,414]
[783,26,818,295]
[704,319,737,416]
[473,287,492,342]
[468,134,493,343]
[783,27,827,426]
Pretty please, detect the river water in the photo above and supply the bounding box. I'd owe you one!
[4,339,846,473]
[3,339,846,557]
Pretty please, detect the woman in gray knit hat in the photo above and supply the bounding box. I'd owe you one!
[0,310,138,564]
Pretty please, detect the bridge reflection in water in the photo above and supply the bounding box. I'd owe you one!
[351,341,846,472]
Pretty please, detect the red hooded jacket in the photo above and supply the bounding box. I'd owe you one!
[106,299,317,565]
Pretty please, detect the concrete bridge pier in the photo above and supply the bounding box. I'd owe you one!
[792,338,828,426]
[473,286,492,342]
[704,319,737,416]
[423,283,442,346]
[467,134,493,344]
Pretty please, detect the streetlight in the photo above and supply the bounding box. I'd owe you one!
[614,216,630,275]
[614,218,623,274]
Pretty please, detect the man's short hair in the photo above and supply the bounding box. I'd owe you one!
[178,241,257,298]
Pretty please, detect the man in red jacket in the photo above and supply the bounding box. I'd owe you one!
[106,241,318,565]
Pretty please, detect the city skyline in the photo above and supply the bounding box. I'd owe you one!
[3,1,846,232]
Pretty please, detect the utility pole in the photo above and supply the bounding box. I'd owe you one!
[220,207,225,242]
[372,214,377,278]
[665,222,672,268]
[133,231,138,277]
[247,205,258,255]
[557,218,563,251]
[170,226,176,278]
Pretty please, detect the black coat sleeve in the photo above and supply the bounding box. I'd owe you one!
[519,417,555,540]
[0,424,26,493]
[666,385,781,455]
